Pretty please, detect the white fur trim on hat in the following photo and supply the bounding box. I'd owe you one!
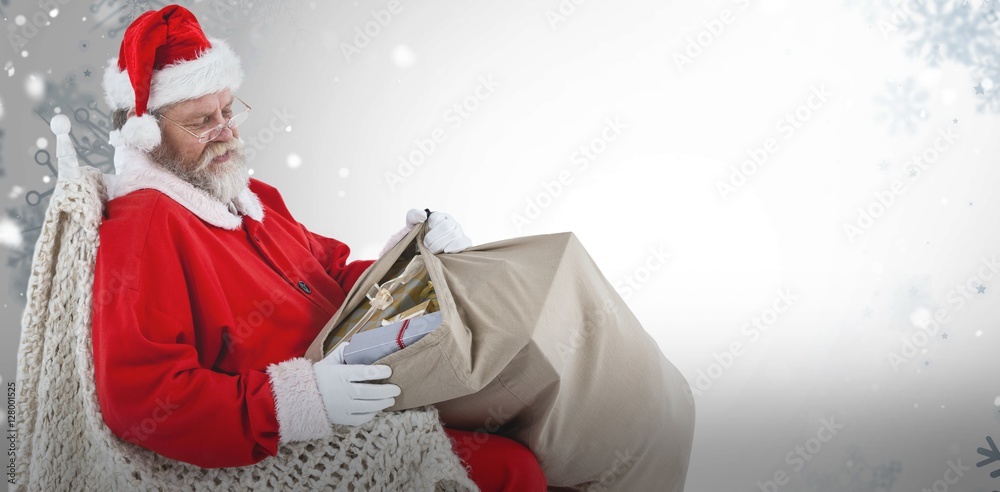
[119,113,161,151]
[266,358,333,444]
[103,37,244,112]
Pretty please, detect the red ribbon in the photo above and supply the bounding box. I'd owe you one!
[396,318,410,351]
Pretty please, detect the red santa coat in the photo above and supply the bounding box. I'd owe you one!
[92,147,373,467]
[91,144,548,490]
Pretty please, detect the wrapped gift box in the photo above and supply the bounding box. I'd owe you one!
[343,311,444,365]
[324,254,434,354]
[382,298,438,326]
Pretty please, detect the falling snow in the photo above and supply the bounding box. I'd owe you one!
[873,77,931,135]
[4,203,47,305]
[971,55,1000,112]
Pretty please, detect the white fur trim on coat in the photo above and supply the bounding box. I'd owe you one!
[266,357,333,444]
[105,130,264,230]
[103,37,244,112]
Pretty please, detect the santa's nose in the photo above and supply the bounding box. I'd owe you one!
[212,125,235,143]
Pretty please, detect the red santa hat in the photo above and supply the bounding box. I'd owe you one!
[102,4,243,151]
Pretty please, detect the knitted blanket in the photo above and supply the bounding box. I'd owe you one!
[14,160,478,491]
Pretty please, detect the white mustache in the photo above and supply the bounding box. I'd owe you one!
[195,139,243,172]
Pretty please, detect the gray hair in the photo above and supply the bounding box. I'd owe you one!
[112,107,165,131]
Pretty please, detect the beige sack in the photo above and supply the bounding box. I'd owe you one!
[307,222,695,491]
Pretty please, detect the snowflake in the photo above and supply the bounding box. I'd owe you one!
[798,445,901,492]
[90,0,169,38]
[971,41,1000,113]
[870,460,902,490]
[896,0,999,67]
[233,0,308,45]
[842,0,897,26]
[233,0,288,24]
[124,0,153,21]
[5,203,48,306]
[873,77,931,135]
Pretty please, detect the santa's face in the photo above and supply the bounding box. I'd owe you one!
[148,88,250,205]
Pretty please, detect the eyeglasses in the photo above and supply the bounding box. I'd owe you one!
[157,95,252,144]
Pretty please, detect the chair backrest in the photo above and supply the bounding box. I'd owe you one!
[15,115,119,489]
[12,116,475,491]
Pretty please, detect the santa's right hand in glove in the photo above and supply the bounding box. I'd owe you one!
[312,342,401,426]
[378,209,473,258]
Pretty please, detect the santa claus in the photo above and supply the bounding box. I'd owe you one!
[91,4,546,490]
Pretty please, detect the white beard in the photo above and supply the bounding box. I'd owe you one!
[149,138,250,206]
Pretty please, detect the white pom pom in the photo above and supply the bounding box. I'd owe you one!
[50,114,71,135]
[120,113,162,151]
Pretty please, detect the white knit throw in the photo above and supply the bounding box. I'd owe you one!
[14,165,479,492]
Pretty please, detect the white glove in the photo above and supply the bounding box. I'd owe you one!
[312,342,401,427]
[407,209,472,254]
[405,208,428,229]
